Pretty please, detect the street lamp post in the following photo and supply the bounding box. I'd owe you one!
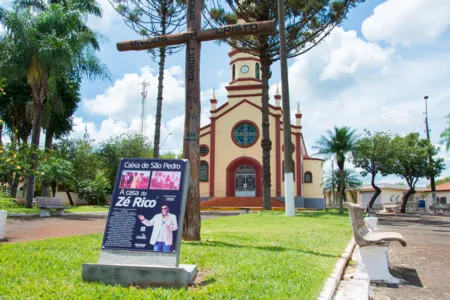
[424,96,437,206]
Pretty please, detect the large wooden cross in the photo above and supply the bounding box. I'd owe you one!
[117,1,275,240]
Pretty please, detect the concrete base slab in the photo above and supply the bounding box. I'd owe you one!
[82,263,197,288]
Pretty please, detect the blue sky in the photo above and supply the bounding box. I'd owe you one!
[1,0,449,186]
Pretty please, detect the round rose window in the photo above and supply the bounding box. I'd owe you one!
[232,122,259,147]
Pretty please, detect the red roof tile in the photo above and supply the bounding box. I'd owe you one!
[436,182,450,191]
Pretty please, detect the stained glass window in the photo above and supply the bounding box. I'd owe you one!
[255,63,260,79]
[200,145,209,156]
[233,122,258,147]
[200,162,208,182]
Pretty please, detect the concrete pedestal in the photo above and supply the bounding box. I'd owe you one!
[352,245,402,284]
[0,210,7,240]
[364,217,378,230]
[39,209,51,218]
[82,263,197,288]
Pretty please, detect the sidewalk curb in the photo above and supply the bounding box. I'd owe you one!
[7,212,109,218]
[318,238,356,300]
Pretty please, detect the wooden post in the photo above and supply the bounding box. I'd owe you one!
[116,21,276,52]
[116,5,276,240]
[182,0,201,241]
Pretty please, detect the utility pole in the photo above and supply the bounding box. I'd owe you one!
[278,0,295,217]
[424,95,437,205]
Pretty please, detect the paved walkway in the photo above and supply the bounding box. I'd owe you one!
[3,211,239,243]
[371,214,450,299]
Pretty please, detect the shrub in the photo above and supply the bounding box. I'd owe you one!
[0,189,19,210]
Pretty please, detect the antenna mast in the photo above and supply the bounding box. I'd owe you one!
[140,81,149,137]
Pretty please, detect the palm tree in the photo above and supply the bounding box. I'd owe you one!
[0,3,109,207]
[314,126,359,213]
[322,168,362,205]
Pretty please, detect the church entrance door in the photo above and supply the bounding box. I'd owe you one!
[235,165,256,197]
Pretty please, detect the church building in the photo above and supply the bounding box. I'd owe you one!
[198,46,324,204]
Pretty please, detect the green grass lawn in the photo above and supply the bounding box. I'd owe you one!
[7,205,109,214]
[0,211,352,299]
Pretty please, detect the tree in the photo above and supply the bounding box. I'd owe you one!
[352,131,394,211]
[97,132,153,188]
[206,0,364,210]
[110,0,186,158]
[37,157,74,198]
[314,126,359,213]
[391,133,445,213]
[0,142,42,198]
[53,134,100,203]
[433,176,450,187]
[322,168,362,202]
[441,113,450,151]
[0,2,108,207]
[0,77,33,145]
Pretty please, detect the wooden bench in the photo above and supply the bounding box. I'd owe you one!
[36,197,70,217]
[345,202,407,283]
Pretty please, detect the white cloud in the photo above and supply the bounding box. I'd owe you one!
[319,28,394,80]
[362,0,450,46]
[83,66,185,122]
[78,65,230,152]
[282,24,450,184]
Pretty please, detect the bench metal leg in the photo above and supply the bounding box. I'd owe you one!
[40,209,51,218]
[352,245,403,284]
[55,209,65,216]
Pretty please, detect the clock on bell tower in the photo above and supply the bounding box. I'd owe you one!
[226,47,263,102]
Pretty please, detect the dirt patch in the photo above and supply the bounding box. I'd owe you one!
[3,215,107,243]
[2,212,233,244]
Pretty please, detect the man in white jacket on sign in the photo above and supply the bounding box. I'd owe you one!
[138,205,178,252]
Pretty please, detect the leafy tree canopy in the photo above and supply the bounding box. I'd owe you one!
[391,133,445,189]
[440,113,450,151]
[97,132,153,187]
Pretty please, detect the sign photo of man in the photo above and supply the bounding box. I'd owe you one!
[137,205,178,252]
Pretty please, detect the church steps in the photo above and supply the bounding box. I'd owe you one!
[200,197,285,208]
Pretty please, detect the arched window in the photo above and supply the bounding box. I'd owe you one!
[255,63,260,79]
[200,161,209,182]
[304,171,313,183]
[282,160,295,181]
[232,64,236,80]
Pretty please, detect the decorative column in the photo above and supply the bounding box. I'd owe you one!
[295,103,302,197]
[209,89,217,197]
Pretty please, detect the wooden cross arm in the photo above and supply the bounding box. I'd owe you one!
[117,20,276,52]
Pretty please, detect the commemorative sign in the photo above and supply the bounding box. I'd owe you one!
[101,158,190,254]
